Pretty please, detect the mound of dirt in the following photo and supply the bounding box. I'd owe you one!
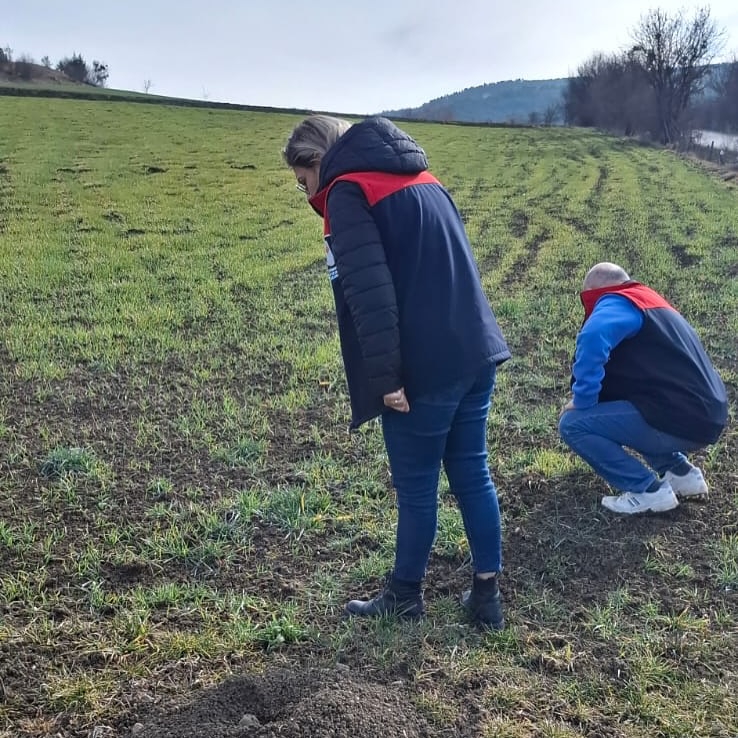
[131,666,433,738]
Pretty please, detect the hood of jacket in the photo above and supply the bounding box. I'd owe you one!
[317,117,428,190]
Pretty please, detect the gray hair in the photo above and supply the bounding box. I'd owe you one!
[282,115,352,168]
[583,262,631,290]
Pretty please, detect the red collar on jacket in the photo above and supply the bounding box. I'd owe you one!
[580,281,673,319]
[309,171,439,218]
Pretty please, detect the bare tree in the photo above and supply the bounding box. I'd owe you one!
[564,52,655,135]
[41,55,51,68]
[542,103,561,127]
[143,79,153,93]
[711,58,738,132]
[630,7,726,144]
[90,60,108,87]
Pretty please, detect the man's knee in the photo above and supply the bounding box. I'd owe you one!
[558,410,578,443]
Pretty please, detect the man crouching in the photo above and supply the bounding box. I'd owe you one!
[559,262,728,514]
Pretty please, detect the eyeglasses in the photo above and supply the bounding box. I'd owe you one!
[295,178,308,194]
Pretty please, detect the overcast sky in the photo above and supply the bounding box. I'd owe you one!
[6,1,738,114]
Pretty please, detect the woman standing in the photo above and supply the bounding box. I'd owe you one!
[283,116,510,629]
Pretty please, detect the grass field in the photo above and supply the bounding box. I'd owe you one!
[0,97,737,738]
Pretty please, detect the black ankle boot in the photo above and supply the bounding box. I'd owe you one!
[461,574,504,630]
[344,571,424,620]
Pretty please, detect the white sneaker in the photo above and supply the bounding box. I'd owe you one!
[601,480,679,514]
[664,466,708,498]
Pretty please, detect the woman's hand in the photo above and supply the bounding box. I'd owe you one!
[384,388,410,413]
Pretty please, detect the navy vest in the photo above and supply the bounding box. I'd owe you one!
[580,282,727,444]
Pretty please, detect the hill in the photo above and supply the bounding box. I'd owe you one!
[384,77,569,124]
[0,64,325,115]
[0,59,77,86]
[384,62,733,125]
[0,66,568,124]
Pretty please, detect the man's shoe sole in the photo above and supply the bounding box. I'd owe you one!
[601,496,679,514]
[674,489,708,499]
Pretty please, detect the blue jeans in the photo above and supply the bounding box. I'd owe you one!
[381,363,502,582]
[558,400,704,492]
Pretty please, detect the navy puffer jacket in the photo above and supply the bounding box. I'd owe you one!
[309,117,510,428]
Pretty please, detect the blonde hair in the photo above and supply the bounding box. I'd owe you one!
[282,115,352,168]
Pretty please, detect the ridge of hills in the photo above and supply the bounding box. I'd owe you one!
[0,63,568,124]
[2,62,730,127]
[383,77,569,124]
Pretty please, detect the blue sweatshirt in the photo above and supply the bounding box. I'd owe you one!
[572,295,642,408]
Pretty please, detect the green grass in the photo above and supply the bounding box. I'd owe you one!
[0,96,737,737]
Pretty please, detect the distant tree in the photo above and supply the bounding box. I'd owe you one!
[143,79,153,93]
[528,110,540,125]
[630,7,726,144]
[41,55,51,68]
[56,53,109,86]
[542,103,561,126]
[90,60,108,87]
[56,53,88,82]
[564,62,597,127]
[565,51,660,137]
[711,58,738,131]
[1,46,12,64]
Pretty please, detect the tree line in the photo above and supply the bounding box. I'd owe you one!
[0,46,108,87]
[564,7,737,144]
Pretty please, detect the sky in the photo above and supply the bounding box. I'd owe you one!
[6,1,738,115]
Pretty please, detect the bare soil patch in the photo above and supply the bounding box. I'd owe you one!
[132,667,433,738]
